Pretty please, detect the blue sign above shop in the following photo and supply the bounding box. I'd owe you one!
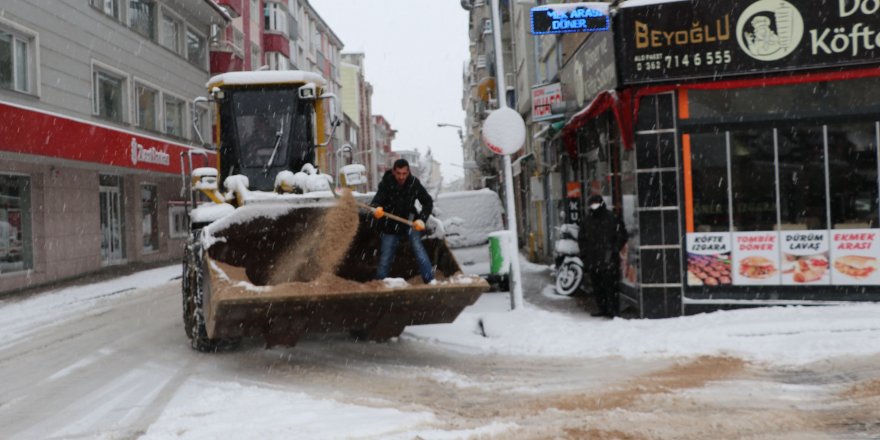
[530,2,610,35]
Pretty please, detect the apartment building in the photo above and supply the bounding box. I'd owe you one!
[0,0,228,293]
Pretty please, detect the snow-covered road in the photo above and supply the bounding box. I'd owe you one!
[0,264,879,439]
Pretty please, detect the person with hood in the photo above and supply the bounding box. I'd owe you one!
[371,159,435,283]
[578,194,628,317]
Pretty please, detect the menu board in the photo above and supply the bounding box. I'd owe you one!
[686,233,732,287]
[732,232,780,285]
[780,231,830,286]
[829,229,880,285]
[686,229,880,288]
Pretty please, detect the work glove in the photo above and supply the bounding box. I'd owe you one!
[412,219,426,232]
[373,206,385,219]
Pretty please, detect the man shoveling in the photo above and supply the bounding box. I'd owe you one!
[370,159,434,283]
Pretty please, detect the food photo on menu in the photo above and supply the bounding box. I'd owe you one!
[781,252,829,284]
[832,255,878,280]
[687,253,732,286]
[738,255,777,280]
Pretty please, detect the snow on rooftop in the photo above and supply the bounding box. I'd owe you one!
[207,71,327,88]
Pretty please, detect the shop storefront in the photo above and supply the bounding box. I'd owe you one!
[0,102,214,293]
[610,0,880,316]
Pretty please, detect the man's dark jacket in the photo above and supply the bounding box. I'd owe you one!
[370,170,433,235]
[578,205,628,270]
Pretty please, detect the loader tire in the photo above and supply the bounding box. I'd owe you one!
[182,237,239,352]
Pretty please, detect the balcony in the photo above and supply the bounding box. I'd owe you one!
[214,0,243,17]
[263,33,290,58]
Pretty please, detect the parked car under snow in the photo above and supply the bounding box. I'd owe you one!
[430,188,504,249]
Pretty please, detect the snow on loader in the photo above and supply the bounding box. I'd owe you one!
[180,71,488,352]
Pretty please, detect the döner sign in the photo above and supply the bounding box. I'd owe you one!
[530,2,610,35]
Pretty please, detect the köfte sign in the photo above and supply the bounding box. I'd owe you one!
[531,2,610,35]
[617,0,880,84]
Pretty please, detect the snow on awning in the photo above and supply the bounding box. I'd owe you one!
[561,89,634,159]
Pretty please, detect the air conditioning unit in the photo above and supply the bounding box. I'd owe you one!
[476,55,487,69]
[474,0,485,7]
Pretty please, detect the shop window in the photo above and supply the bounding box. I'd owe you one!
[93,67,126,123]
[0,24,36,94]
[639,210,663,246]
[828,122,879,229]
[141,184,159,252]
[635,134,659,169]
[186,27,206,68]
[777,125,828,230]
[164,94,185,137]
[689,131,730,232]
[129,0,155,40]
[730,128,777,231]
[90,0,119,19]
[160,11,181,53]
[193,104,212,146]
[0,174,32,274]
[689,77,880,121]
[135,83,159,131]
[168,205,189,239]
[637,172,660,208]
[636,95,657,132]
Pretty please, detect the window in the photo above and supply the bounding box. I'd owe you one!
[160,11,181,53]
[0,174,32,274]
[141,184,159,252]
[93,67,125,122]
[730,128,777,231]
[251,0,261,22]
[186,28,206,67]
[251,43,261,70]
[129,0,155,39]
[193,104,212,146]
[91,0,119,19]
[164,94,185,137]
[168,205,189,239]
[265,2,288,36]
[828,122,879,229]
[135,83,159,131]
[0,26,34,94]
[266,52,289,71]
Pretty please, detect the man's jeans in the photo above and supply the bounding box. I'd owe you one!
[376,229,434,283]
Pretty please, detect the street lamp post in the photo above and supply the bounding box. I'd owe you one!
[487,0,524,310]
[436,123,464,142]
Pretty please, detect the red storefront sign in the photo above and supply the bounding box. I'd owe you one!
[0,102,215,174]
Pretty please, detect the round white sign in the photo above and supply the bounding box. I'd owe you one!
[736,0,804,62]
[482,107,526,156]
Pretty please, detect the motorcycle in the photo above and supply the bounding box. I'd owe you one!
[553,223,584,296]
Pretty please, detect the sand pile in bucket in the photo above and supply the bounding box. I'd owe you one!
[266,190,360,285]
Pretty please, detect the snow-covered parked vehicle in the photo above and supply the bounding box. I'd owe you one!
[179,71,488,352]
[431,188,504,249]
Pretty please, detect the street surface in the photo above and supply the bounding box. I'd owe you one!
[0,258,878,439]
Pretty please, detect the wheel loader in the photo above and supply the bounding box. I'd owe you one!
[179,71,488,352]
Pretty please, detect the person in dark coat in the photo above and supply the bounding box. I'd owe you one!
[371,159,435,283]
[578,194,628,317]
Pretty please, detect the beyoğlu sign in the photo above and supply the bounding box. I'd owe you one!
[531,2,610,35]
[616,0,880,85]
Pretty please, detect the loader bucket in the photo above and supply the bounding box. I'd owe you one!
[200,203,489,347]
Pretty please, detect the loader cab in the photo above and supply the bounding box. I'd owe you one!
[215,85,315,191]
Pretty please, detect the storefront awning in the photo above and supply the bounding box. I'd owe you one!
[561,90,633,159]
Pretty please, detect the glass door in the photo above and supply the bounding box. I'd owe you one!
[99,184,124,264]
